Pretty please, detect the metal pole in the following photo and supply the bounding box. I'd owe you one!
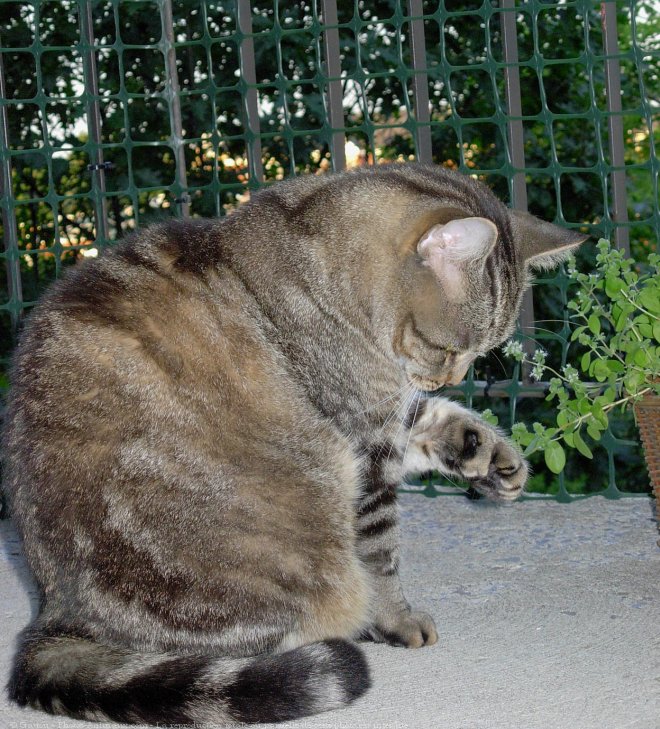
[79,0,110,244]
[0,49,23,332]
[501,0,534,382]
[407,0,432,163]
[161,0,190,217]
[237,0,264,184]
[601,0,630,253]
[320,0,346,171]
[500,0,528,212]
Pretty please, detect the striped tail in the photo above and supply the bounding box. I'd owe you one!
[8,625,370,725]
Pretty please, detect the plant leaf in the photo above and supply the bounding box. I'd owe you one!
[573,431,593,459]
[571,326,586,342]
[593,359,610,382]
[481,409,499,426]
[605,276,624,298]
[544,441,566,474]
[587,423,602,441]
[639,286,660,314]
[603,386,616,404]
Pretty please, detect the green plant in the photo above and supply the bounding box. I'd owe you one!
[501,239,660,475]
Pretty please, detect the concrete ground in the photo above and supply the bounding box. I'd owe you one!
[1,494,659,729]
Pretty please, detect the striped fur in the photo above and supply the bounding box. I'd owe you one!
[9,626,369,725]
[355,392,528,648]
[3,164,583,723]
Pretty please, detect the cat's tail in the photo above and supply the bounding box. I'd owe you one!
[8,624,370,725]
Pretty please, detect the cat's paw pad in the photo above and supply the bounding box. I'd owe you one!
[436,418,527,501]
[450,424,498,479]
[470,438,528,502]
[364,610,438,649]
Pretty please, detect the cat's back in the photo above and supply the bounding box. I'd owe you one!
[9,217,250,382]
[2,216,307,507]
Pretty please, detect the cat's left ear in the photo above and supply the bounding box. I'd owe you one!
[417,217,498,300]
[417,217,498,263]
[509,209,589,270]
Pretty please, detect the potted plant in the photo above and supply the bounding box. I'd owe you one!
[500,239,660,505]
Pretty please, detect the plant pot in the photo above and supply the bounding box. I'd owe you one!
[635,391,660,523]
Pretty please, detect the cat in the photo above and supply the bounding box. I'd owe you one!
[3,163,585,725]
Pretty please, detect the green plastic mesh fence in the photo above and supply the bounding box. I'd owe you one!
[0,0,658,499]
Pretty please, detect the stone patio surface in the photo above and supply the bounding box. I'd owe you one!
[1,494,659,729]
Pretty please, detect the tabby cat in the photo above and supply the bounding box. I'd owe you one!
[3,163,585,725]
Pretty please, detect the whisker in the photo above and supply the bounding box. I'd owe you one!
[410,465,466,493]
[342,384,414,454]
[384,388,419,462]
[439,474,466,491]
[528,319,569,325]
[400,395,421,471]
[378,385,413,439]
[487,350,510,378]
[375,385,416,460]
[377,387,413,460]
[518,325,569,345]
[359,383,411,415]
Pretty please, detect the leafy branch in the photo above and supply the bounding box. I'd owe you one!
[501,239,660,474]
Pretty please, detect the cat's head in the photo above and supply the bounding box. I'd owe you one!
[394,207,587,391]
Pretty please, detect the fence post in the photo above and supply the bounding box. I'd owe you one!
[500,0,534,382]
[161,0,190,217]
[79,0,110,245]
[237,0,264,185]
[406,0,432,163]
[601,1,630,254]
[320,0,346,172]
[0,49,23,333]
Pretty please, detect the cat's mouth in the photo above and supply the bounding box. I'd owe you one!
[407,369,471,392]
[407,373,447,393]
[405,357,474,393]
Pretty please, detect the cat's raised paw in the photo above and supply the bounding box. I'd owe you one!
[468,437,528,502]
[362,610,438,649]
[429,414,528,502]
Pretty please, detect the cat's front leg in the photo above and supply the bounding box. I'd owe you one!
[355,444,438,649]
[404,398,528,501]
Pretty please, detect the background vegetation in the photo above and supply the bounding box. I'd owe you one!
[1,0,658,496]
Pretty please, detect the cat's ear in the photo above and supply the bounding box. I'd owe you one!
[417,217,498,263]
[509,209,589,270]
[417,217,498,300]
